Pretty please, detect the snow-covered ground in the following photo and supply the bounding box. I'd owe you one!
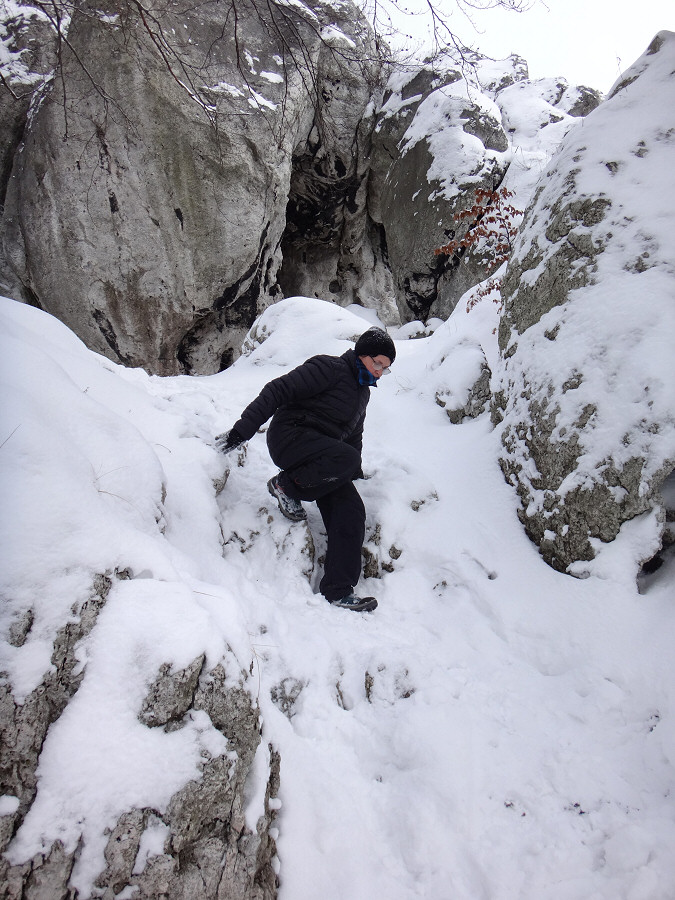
[2,292,673,899]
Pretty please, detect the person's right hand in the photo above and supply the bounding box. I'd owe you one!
[215,427,245,455]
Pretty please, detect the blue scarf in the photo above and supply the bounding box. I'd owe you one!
[356,358,378,387]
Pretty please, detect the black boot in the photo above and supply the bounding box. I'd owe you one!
[267,475,307,521]
[329,593,378,613]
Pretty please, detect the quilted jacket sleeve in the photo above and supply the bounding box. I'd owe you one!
[231,356,338,441]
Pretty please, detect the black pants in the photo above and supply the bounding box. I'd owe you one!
[267,418,365,602]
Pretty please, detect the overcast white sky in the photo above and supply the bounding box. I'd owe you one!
[391,0,675,94]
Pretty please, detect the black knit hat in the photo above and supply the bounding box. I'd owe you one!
[354,327,396,364]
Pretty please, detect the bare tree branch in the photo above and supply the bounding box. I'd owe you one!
[0,0,536,142]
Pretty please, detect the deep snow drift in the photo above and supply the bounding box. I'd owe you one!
[1,293,674,899]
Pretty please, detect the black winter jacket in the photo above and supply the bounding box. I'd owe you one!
[232,349,370,454]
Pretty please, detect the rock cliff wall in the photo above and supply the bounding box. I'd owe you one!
[363,52,600,323]
[0,1,600,374]
[0,0,383,374]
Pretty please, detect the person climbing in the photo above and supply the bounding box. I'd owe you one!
[216,327,396,613]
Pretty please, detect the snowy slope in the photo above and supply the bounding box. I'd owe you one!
[2,294,674,899]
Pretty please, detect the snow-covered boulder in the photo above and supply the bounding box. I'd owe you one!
[0,297,280,897]
[369,58,510,323]
[493,32,675,576]
[431,340,492,424]
[369,53,600,324]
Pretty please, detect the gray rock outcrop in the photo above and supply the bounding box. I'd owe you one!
[368,58,511,323]
[1,571,280,899]
[493,32,675,575]
[0,3,603,375]
[368,54,601,323]
[1,574,113,855]
[0,4,56,210]
[0,0,384,374]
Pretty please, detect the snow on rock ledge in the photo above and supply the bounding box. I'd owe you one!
[493,32,675,576]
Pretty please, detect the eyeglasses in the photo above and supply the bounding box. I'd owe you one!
[368,356,391,375]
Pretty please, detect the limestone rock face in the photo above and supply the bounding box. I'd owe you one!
[0,574,113,858]
[368,54,601,323]
[493,32,675,575]
[0,573,280,900]
[275,34,397,320]
[0,3,602,374]
[369,60,510,323]
[0,4,57,210]
[0,0,382,374]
